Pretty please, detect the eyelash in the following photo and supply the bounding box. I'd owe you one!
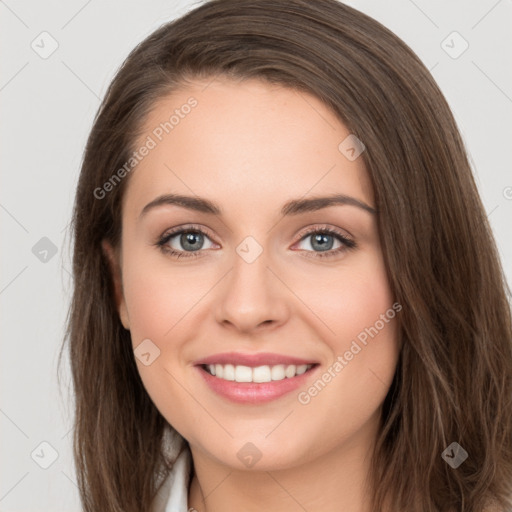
[155,224,357,260]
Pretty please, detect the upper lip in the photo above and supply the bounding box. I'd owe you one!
[194,352,318,367]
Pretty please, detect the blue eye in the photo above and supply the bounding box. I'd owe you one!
[156,225,215,259]
[156,225,356,260]
[294,227,356,258]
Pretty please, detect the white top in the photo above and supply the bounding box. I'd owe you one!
[151,441,193,512]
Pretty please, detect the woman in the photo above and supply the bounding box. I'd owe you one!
[61,0,512,510]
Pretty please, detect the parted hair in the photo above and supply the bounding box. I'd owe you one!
[59,1,512,510]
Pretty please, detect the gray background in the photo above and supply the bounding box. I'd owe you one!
[1,0,511,510]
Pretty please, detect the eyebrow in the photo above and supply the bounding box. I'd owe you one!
[139,193,377,219]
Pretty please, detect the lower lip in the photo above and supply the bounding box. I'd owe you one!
[195,365,319,404]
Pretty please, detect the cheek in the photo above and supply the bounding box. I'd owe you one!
[332,270,396,349]
[293,252,396,350]
[120,252,199,431]
[121,251,202,343]
[293,254,399,405]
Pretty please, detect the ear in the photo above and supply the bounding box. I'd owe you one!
[101,240,130,330]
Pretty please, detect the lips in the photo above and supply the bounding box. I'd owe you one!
[194,352,320,404]
[194,352,318,367]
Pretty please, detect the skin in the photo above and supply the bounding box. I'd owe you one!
[104,77,400,512]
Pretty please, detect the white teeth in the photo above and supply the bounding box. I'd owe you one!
[223,364,235,381]
[284,365,296,378]
[235,365,252,382]
[296,364,308,375]
[271,364,285,380]
[205,363,313,382]
[253,365,272,383]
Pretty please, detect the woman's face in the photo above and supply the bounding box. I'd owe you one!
[107,77,401,470]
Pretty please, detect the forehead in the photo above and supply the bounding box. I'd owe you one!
[123,77,374,217]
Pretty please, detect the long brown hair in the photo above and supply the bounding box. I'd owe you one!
[59,0,512,510]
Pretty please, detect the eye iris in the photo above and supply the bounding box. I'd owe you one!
[311,233,333,252]
[181,231,203,251]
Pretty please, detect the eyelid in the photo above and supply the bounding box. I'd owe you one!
[159,223,217,241]
[158,223,352,243]
[156,224,219,250]
[294,223,353,241]
[291,224,356,256]
[156,223,356,259]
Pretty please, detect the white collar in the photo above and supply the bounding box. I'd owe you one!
[152,443,192,512]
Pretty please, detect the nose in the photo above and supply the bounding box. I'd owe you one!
[214,246,290,334]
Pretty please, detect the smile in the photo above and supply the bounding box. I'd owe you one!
[195,354,320,404]
[203,363,314,382]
